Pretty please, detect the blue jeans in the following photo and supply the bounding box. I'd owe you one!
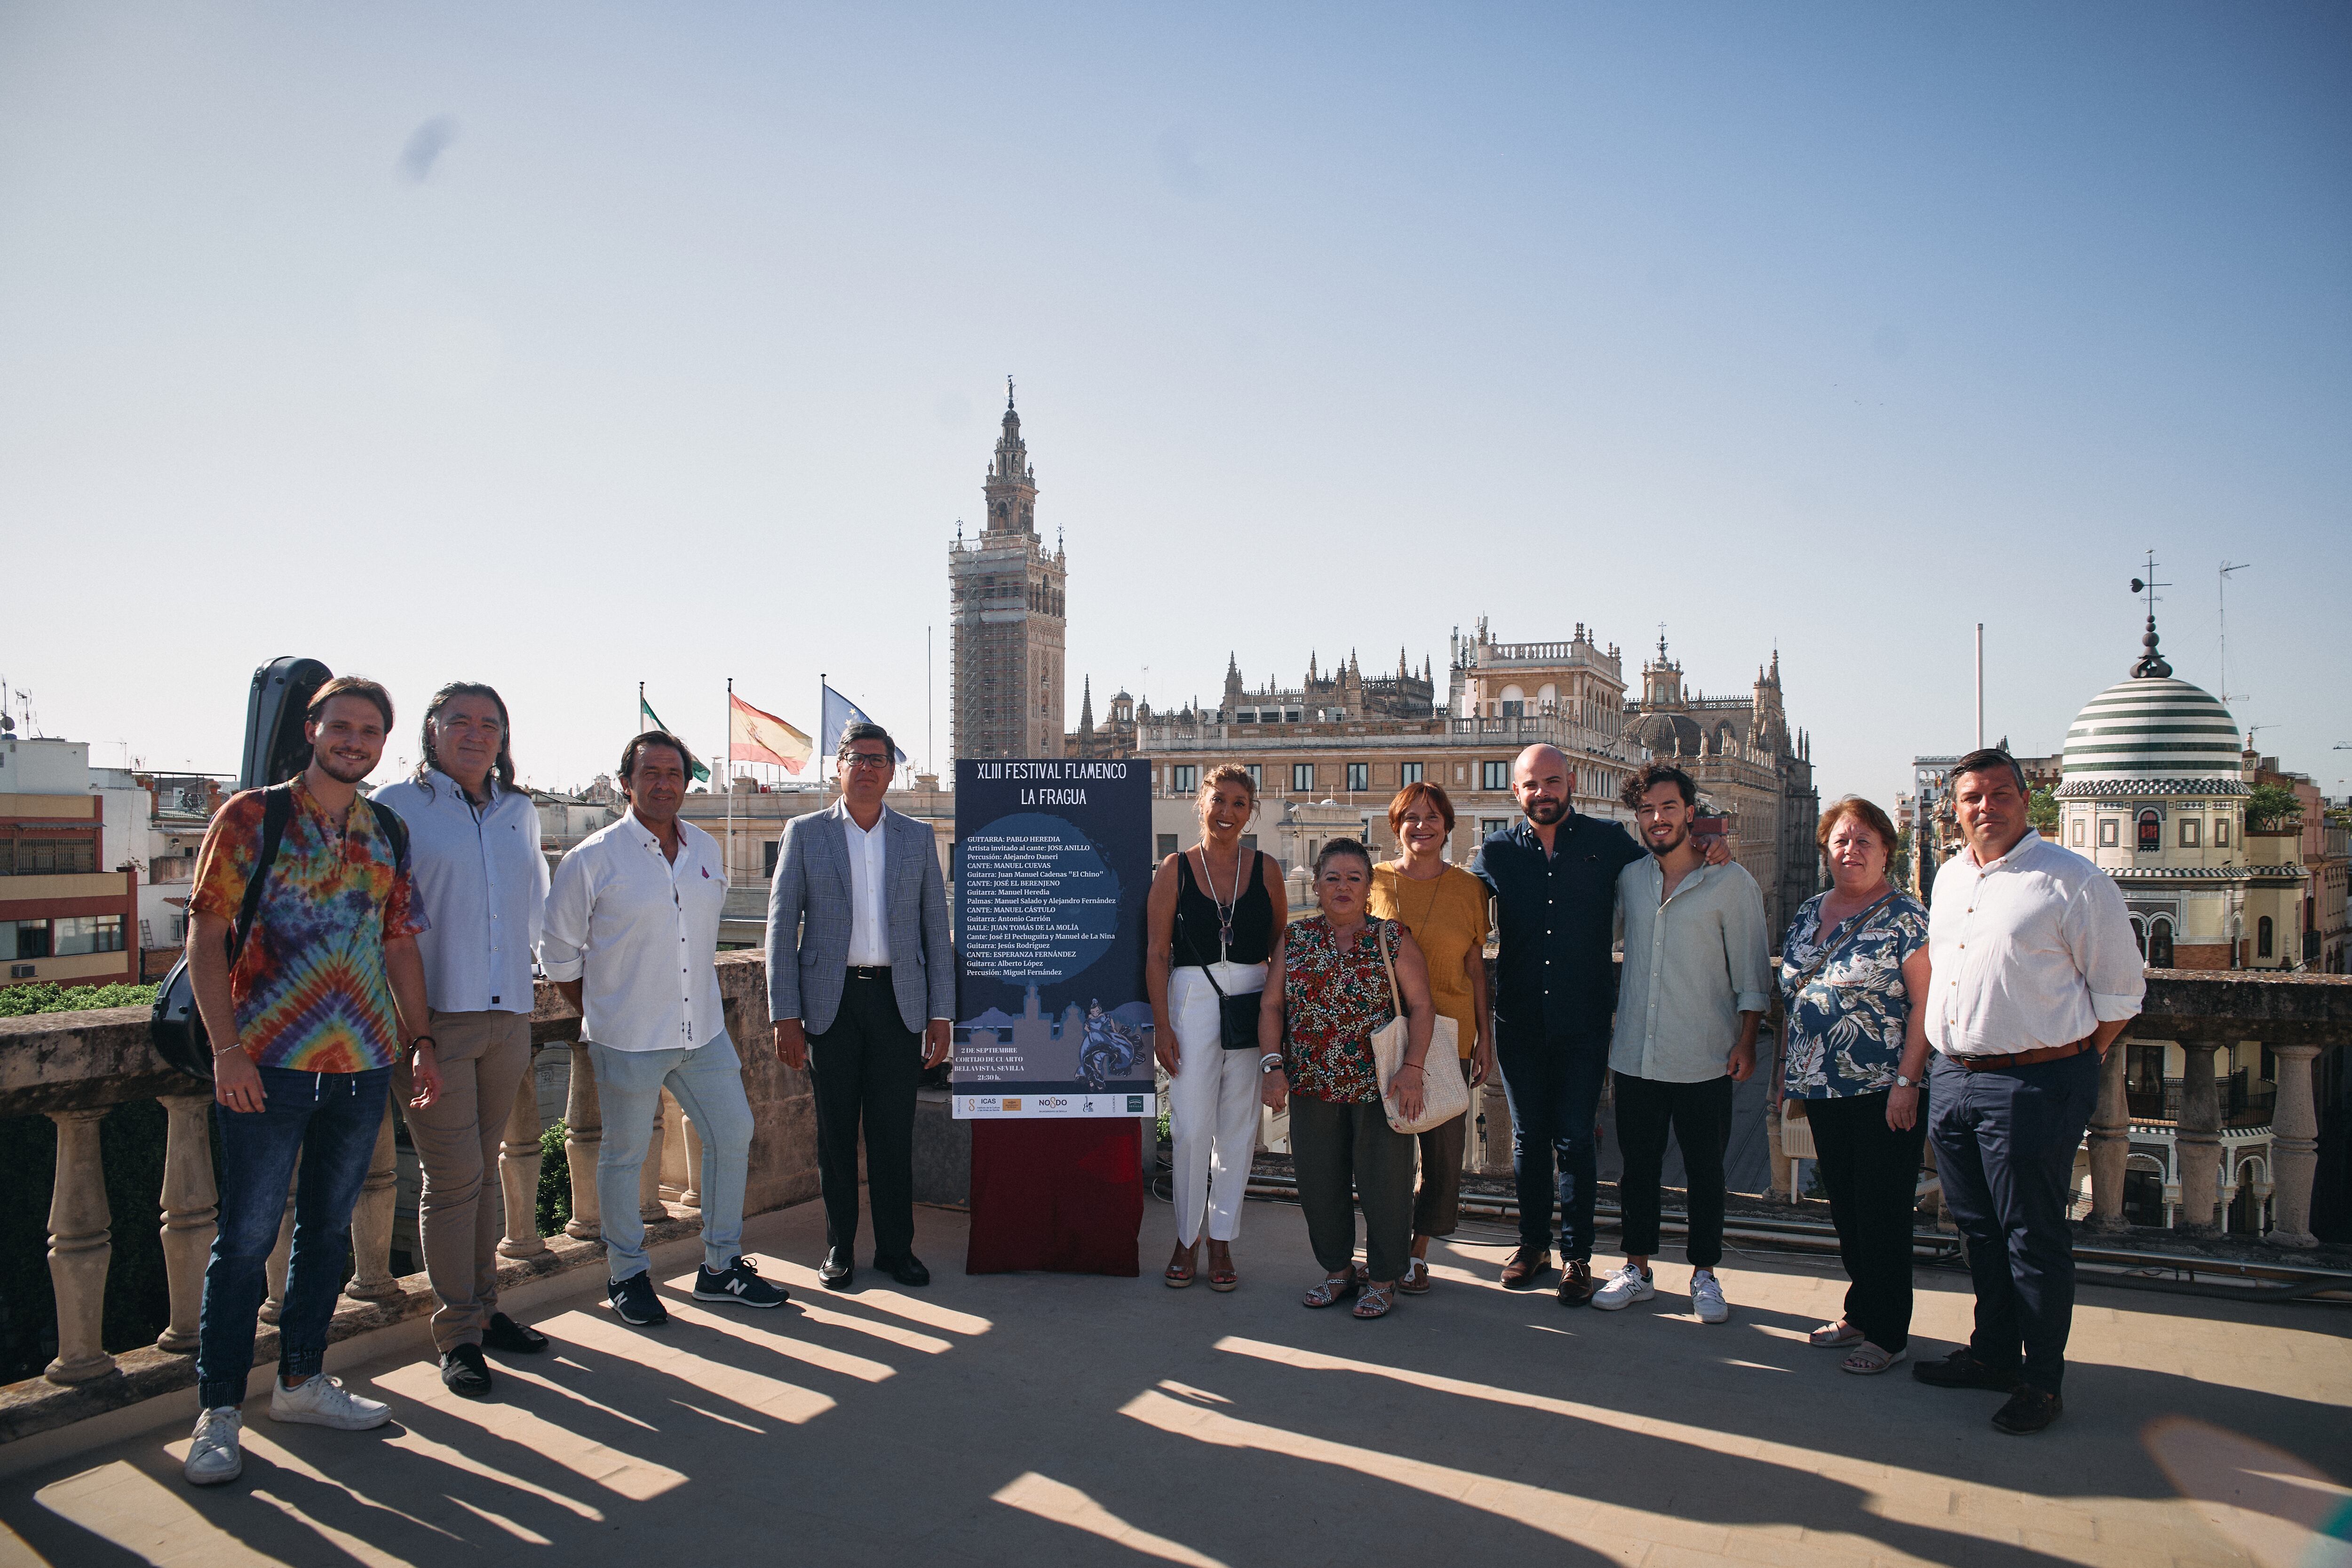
[1928,1049,2098,1393]
[591,1035,754,1282]
[1495,1025,1611,1260]
[197,1066,392,1409]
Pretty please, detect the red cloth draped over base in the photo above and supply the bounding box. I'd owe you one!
[965,1118,1143,1276]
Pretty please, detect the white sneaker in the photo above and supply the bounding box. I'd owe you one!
[183,1406,244,1486]
[1692,1272,1730,1324]
[269,1373,390,1431]
[1590,1263,1655,1311]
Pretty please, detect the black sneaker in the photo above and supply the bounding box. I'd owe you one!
[1991,1386,2063,1434]
[608,1270,667,1326]
[1911,1347,2021,1392]
[693,1255,790,1308]
[439,1342,493,1398]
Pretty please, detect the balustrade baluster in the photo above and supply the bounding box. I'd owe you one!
[261,1172,295,1323]
[562,1040,603,1240]
[2086,1043,2130,1230]
[2174,1040,2222,1237]
[44,1107,115,1385]
[2266,1043,2321,1248]
[343,1103,401,1300]
[497,1048,549,1258]
[155,1093,218,1353]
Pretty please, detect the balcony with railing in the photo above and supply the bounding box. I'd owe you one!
[0,961,2344,1568]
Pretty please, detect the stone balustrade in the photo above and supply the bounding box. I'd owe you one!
[0,951,814,1441]
[0,958,2345,1444]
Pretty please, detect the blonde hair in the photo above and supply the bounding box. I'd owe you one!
[1195,763,1258,825]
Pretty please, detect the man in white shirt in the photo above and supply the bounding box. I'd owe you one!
[544,732,786,1326]
[1591,764,1770,1323]
[1915,748,2142,1434]
[768,723,955,1290]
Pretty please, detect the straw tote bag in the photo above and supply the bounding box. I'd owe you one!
[1367,919,1468,1136]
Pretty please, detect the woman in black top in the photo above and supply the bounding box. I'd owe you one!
[1145,764,1288,1290]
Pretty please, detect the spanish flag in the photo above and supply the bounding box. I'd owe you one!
[729,693,813,773]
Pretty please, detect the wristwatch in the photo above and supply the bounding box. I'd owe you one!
[1892,1073,1918,1089]
[1258,1052,1284,1073]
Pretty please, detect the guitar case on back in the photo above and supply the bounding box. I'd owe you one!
[150,657,332,1080]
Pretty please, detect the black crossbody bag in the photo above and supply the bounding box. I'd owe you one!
[1178,904,1263,1051]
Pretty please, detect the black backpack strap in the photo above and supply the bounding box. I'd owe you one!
[228,784,297,964]
[365,797,411,873]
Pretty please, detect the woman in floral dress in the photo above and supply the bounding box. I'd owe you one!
[1778,797,1931,1373]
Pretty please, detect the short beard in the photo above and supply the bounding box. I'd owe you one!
[313,747,374,786]
[1647,823,1691,858]
[1524,797,1565,826]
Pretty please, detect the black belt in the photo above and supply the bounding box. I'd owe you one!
[846,965,892,983]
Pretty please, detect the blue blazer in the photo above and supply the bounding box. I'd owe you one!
[765,801,955,1035]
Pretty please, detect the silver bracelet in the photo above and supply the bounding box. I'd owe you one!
[1258,1052,1284,1073]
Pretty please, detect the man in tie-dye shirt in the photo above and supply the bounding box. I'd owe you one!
[178,676,440,1489]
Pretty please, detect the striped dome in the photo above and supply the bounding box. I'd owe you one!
[2061,676,2241,786]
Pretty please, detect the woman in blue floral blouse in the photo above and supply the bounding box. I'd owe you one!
[1778,796,1931,1374]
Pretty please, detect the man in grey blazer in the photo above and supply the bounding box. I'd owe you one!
[768,723,954,1289]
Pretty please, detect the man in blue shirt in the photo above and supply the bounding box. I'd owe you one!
[1473,744,1725,1305]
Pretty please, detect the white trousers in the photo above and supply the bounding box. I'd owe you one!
[1168,962,1269,1245]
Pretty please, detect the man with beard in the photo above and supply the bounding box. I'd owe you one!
[1471,745,1728,1305]
[1592,762,1768,1323]
[180,677,440,1487]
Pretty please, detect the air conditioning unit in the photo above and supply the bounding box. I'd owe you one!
[9,964,34,979]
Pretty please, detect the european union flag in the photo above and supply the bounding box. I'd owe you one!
[820,683,907,764]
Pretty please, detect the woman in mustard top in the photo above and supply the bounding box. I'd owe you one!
[1368,782,1493,1292]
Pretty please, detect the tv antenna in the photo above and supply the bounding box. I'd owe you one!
[2218,561,2252,705]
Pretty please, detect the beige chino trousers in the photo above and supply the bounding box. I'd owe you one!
[395,1009,534,1353]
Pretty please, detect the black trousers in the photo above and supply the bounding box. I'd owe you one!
[808,973,922,1260]
[1613,1072,1734,1268]
[1805,1091,1929,1351]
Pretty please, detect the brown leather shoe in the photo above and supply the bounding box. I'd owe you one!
[1500,1246,1553,1290]
[1556,1258,1596,1307]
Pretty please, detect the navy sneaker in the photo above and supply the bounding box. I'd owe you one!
[608,1270,667,1327]
[693,1255,790,1308]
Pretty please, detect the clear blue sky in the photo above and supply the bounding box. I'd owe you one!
[3,2,2346,806]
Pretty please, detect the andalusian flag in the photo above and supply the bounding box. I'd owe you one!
[730,692,813,773]
[638,692,711,782]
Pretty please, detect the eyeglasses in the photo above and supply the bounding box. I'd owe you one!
[841,754,894,771]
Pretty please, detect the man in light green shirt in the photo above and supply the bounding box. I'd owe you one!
[1592,762,1770,1324]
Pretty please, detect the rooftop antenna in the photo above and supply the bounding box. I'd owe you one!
[2218,560,2251,705]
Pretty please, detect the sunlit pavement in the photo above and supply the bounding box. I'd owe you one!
[3,1190,2346,1568]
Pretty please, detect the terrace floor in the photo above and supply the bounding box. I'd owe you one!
[1,1189,2346,1568]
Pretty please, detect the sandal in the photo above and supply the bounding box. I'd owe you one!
[1353,1281,1397,1319]
[1302,1272,1360,1309]
[1396,1258,1432,1295]
[1809,1319,1864,1347]
[1207,1244,1238,1293]
[1165,1242,1199,1289]
[1840,1341,1908,1375]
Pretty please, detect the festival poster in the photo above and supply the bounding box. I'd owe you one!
[952,758,1154,1118]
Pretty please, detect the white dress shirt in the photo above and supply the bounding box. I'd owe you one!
[1926,830,2145,1059]
[542,810,730,1053]
[843,810,889,967]
[1609,856,1773,1082]
[373,772,548,1014]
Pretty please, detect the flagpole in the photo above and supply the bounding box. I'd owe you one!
[724,677,734,881]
